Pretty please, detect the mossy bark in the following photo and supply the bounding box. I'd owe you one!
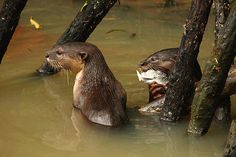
[223,120,236,157]
[213,0,231,122]
[160,0,213,122]
[188,5,236,135]
[214,0,230,44]
[37,0,118,74]
[0,0,28,63]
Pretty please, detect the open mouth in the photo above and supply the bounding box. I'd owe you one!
[149,82,167,100]
[136,68,169,115]
[136,68,168,100]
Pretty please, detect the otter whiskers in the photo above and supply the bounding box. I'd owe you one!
[48,60,62,71]
[64,69,70,86]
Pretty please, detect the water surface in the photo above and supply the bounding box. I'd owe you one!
[0,0,232,157]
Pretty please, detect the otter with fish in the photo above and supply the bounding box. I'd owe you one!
[137,48,202,115]
[137,48,236,118]
[46,42,128,126]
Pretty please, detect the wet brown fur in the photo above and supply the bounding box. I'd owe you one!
[139,48,202,105]
[139,48,202,80]
[46,42,128,126]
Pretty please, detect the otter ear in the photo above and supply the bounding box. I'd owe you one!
[79,51,88,60]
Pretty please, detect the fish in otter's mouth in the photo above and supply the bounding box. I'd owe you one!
[137,69,168,85]
[137,68,169,115]
[137,68,169,99]
[137,48,202,115]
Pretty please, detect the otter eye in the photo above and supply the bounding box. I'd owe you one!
[151,57,155,61]
[56,51,62,55]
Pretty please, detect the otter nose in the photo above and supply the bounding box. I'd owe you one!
[45,53,49,58]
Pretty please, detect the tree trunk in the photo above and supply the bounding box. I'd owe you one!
[223,120,236,157]
[37,0,118,74]
[188,4,236,135]
[214,0,230,44]
[160,0,213,122]
[223,65,236,96]
[213,0,231,122]
[216,65,236,121]
[0,0,28,63]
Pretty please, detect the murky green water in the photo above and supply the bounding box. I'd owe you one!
[0,0,233,157]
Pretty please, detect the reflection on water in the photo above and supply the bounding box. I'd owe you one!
[0,0,232,157]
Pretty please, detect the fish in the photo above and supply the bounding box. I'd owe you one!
[136,69,168,85]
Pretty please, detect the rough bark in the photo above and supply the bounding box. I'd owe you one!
[160,0,213,122]
[214,0,231,122]
[223,65,236,96]
[0,0,28,63]
[223,120,236,157]
[206,65,236,121]
[214,0,230,44]
[188,5,236,135]
[37,0,118,74]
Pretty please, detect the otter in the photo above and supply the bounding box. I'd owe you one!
[137,48,236,119]
[46,42,128,126]
[137,48,202,115]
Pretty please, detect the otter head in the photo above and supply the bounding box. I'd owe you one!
[46,44,88,74]
[137,48,178,114]
[139,58,175,75]
[139,49,177,75]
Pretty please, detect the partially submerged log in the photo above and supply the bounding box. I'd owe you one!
[160,0,213,122]
[188,4,236,135]
[0,0,28,63]
[37,0,118,74]
[57,0,118,44]
[223,120,236,157]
